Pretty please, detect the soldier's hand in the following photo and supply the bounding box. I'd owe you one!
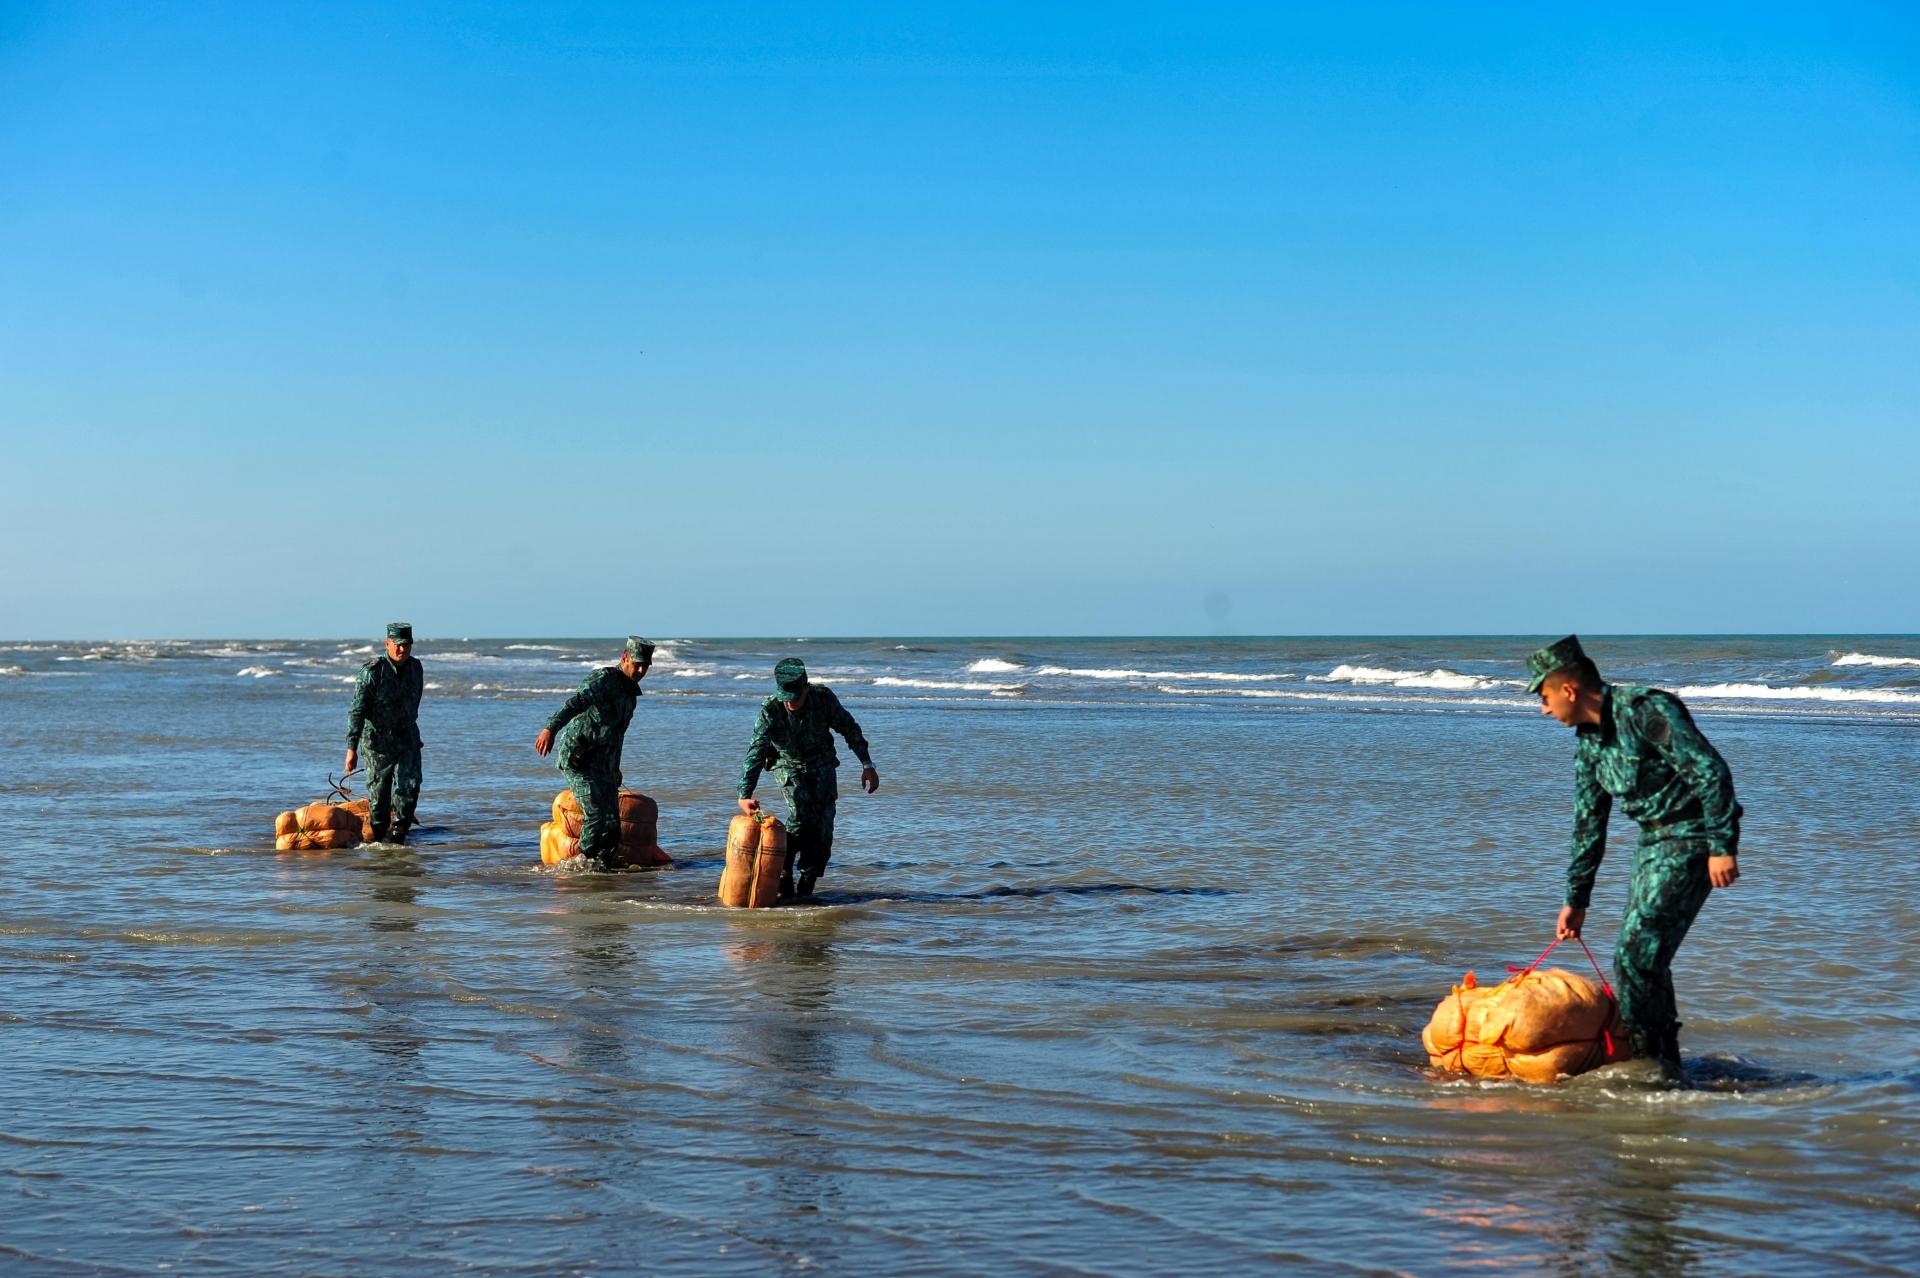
[1555,906,1585,940]
[860,765,879,794]
[344,748,357,775]
[1708,855,1739,889]
[534,729,555,757]
[739,797,761,816]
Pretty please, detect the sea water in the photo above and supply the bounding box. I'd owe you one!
[2,636,1916,1274]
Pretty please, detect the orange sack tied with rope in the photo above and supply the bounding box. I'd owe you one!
[1423,952,1632,1084]
[540,789,672,868]
[273,798,371,851]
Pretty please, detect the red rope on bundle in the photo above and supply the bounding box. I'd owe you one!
[1506,933,1618,1060]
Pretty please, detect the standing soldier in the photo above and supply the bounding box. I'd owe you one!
[535,636,654,867]
[1529,635,1744,1079]
[345,622,424,845]
[737,658,879,899]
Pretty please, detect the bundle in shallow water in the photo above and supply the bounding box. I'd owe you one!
[1422,967,1629,1084]
[273,798,371,851]
[541,790,671,868]
[717,812,787,908]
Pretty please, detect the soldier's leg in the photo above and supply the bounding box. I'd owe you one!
[573,769,621,866]
[364,746,396,841]
[390,748,423,842]
[1614,839,1713,1069]
[789,772,838,893]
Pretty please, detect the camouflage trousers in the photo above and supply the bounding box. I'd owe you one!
[562,765,621,864]
[780,769,839,879]
[363,744,422,838]
[1614,837,1714,1065]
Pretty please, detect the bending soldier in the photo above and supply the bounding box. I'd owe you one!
[737,658,879,899]
[345,622,424,845]
[535,636,653,867]
[1529,635,1744,1079]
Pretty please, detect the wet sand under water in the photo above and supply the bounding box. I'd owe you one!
[2,637,1917,1275]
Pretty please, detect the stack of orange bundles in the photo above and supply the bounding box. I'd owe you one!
[274,797,371,851]
[539,789,672,869]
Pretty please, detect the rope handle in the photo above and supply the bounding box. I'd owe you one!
[1505,933,1617,1058]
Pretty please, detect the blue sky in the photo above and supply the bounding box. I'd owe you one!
[2,2,1915,637]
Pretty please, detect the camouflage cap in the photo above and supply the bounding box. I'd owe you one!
[774,657,809,698]
[386,622,413,643]
[625,636,656,662]
[1525,635,1587,694]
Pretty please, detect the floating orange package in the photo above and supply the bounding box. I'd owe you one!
[273,797,371,851]
[541,790,671,869]
[717,811,787,908]
[1422,966,1631,1084]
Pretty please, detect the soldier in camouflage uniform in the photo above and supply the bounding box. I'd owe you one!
[345,622,425,844]
[738,658,879,899]
[535,636,653,866]
[1529,635,1744,1077]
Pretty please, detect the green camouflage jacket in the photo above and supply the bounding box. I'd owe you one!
[1567,684,1742,907]
[545,666,641,773]
[347,655,423,753]
[738,685,872,797]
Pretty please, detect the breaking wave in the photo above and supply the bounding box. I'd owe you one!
[1677,682,1920,705]
[1032,666,1293,683]
[235,666,281,678]
[1155,685,1525,708]
[967,659,1026,674]
[871,677,1025,692]
[503,644,568,651]
[0,665,27,676]
[1831,652,1920,669]
[1306,664,1507,691]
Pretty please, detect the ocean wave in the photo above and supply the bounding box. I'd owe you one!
[1156,684,1526,709]
[1831,652,1920,669]
[236,666,282,678]
[1676,682,1920,705]
[0,665,26,676]
[670,667,717,678]
[471,683,576,694]
[733,673,758,680]
[967,658,1026,674]
[1306,664,1506,691]
[871,677,1025,692]
[1032,665,1293,683]
[503,644,567,651]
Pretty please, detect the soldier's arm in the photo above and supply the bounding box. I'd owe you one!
[823,689,874,767]
[544,670,603,736]
[1642,693,1740,854]
[1566,750,1611,909]
[739,704,776,798]
[347,664,372,745]
[406,661,424,721]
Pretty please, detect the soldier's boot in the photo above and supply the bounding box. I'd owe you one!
[390,821,412,846]
[779,869,797,898]
[368,821,391,845]
[796,872,818,898]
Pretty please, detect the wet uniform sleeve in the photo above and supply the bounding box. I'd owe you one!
[347,662,374,745]
[545,670,602,736]
[406,660,424,739]
[1641,692,1741,855]
[1566,748,1612,909]
[825,689,873,767]
[739,703,776,798]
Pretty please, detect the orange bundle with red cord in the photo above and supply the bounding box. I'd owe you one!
[274,797,371,851]
[717,811,786,908]
[1422,939,1631,1084]
[539,789,672,869]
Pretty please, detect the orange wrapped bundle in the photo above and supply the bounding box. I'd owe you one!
[274,798,371,851]
[1423,967,1630,1084]
[717,812,787,908]
[541,790,671,869]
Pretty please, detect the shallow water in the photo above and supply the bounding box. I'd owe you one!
[3,636,1917,1275]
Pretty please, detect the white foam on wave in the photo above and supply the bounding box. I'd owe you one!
[1032,665,1293,683]
[503,644,567,651]
[671,667,717,678]
[236,666,281,678]
[472,683,576,694]
[967,658,1026,674]
[1832,652,1920,669]
[733,673,757,680]
[1307,664,1507,691]
[871,677,1025,692]
[1156,684,1526,708]
[0,665,27,676]
[1676,682,1920,705]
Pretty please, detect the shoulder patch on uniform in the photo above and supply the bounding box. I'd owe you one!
[1635,696,1672,745]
